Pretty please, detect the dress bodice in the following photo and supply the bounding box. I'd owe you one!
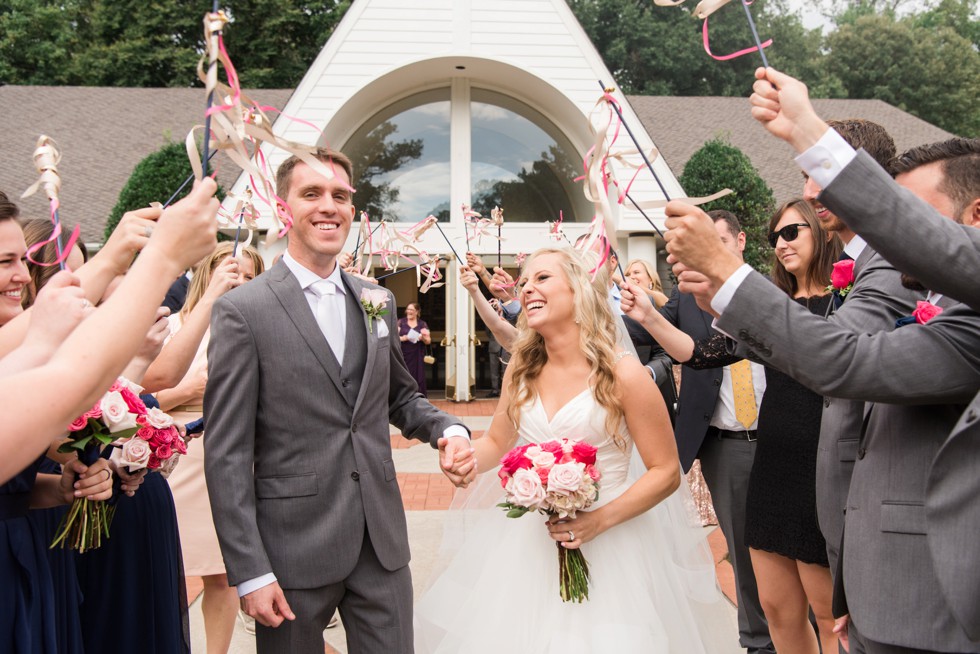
[519,389,633,501]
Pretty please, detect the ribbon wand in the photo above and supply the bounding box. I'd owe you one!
[21,136,79,271]
[200,4,224,182]
[739,0,770,67]
[491,206,504,269]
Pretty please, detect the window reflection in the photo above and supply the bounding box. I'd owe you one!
[343,90,450,222]
[470,90,589,223]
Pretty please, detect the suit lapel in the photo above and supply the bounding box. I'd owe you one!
[853,244,876,277]
[269,262,346,398]
[343,273,380,416]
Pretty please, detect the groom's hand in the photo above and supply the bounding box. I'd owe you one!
[241,582,296,628]
[438,436,476,488]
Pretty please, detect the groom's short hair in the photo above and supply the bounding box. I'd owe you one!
[275,147,354,199]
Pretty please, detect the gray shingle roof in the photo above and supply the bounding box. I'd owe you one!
[0,86,953,244]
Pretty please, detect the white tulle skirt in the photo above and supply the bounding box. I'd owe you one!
[414,454,740,654]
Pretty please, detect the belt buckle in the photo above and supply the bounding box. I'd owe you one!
[745,430,757,442]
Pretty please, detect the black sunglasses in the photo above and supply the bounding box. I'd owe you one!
[768,223,810,248]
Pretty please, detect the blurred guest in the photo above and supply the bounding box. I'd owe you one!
[398,302,431,396]
[624,258,669,308]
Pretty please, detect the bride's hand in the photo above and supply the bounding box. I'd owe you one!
[546,512,604,550]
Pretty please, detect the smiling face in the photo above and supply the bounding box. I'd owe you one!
[284,161,356,277]
[802,172,845,235]
[772,207,815,279]
[625,261,652,289]
[0,220,30,325]
[519,252,575,332]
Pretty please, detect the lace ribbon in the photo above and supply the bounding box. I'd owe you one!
[21,136,80,268]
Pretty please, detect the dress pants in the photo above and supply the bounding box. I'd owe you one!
[849,618,948,654]
[698,432,775,654]
[256,530,414,654]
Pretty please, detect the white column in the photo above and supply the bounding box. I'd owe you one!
[447,77,473,401]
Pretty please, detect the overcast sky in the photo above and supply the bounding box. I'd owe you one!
[782,0,833,32]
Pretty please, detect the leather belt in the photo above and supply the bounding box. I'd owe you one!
[0,492,31,520]
[709,427,757,442]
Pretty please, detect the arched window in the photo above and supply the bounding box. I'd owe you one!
[342,87,590,225]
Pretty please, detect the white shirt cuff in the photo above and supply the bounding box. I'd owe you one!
[645,365,657,383]
[237,573,277,597]
[795,128,857,191]
[443,425,471,441]
[710,264,753,316]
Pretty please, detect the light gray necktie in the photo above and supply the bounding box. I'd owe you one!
[310,279,346,364]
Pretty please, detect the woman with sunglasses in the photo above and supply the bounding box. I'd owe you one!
[621,199,843,654]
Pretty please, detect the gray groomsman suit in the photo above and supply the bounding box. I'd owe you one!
[821,151,980,642]
[718,288,980,652]
[205,260,465,653]
[726,247,920,583]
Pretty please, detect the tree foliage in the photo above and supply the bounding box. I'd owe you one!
[678,137,775,272]
[349,121,424,222]
[104,141,223,242]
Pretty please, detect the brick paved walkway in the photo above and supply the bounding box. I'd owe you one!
[187,396,737,652]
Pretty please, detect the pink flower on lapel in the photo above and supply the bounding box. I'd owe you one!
[826,259,855,298]
[912,301,943,324]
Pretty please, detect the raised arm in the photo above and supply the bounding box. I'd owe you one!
[460,265,518,351]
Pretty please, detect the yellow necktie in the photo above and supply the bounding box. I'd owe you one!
[730,359,758,429]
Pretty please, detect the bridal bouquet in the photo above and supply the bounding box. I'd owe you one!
[53,377,184,552]
[497,438,601,602]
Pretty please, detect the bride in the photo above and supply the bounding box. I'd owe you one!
[415,248,738,653]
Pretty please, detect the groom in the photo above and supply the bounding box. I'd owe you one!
[204,148,473,653]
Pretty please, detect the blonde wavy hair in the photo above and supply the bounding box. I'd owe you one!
[180,242,265,319]
[505,247,627,450]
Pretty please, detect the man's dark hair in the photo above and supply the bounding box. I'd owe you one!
[893,138,980,220]
[275,148,354,200]
[706,209,741,238]
[827,119,896,173]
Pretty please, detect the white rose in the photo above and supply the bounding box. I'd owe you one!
[117,376,144,396]
[157,453,181,479]
[528,449,556,469]
[143,407,174,429]
[547,462,585,495]
[506,468,546,508]
[100,391,139,433]
[119,437,152,471]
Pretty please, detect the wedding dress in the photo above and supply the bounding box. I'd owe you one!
[414,388,740,653]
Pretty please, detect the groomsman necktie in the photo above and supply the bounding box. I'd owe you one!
[311,279,346,364]
[729,359,758,429]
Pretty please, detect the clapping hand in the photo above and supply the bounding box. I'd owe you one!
[438,436,477,488]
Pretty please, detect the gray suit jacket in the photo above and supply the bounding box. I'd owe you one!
[722,254,920,574]
[721,287,980,649]
[204,261,465,589]
[824,151,980,641]
[823,150,980,312]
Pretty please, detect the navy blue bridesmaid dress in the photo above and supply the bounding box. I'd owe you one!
[0,456,57,654]
[74,394,190,654]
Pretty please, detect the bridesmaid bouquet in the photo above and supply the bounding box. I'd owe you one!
[496,438,601,602]
[53,377,184,552]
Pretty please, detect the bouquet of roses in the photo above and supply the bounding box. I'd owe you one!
[496,438,600,602]
[53,377,185,552]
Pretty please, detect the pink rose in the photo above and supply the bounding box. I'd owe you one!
[155,444,173,461]
[119,438,152,471]
[540,441,564,458]
[136,426,155,441]
[157,454,180,477]
[82,405,102,421]
[141,408,174,430]
[68,415,88,432]
[500,445,532,475]
[830,259,855,290]
[360,287,388,309]
[506,468,546,508]
[571,441,598,466]
[172,434,187,455]
[585,464,600,482]
[100,391,139,433]
[913,301,943,324]
[525,445,557,469]
[537,466,550,487]
[547,462,585,495]
[118,388,146,416]
[498,468,510,488]
[147,454,161,470]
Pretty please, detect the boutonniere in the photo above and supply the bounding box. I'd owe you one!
[826,259,855,298]
[360,288,389,334]
[895,301,944,327]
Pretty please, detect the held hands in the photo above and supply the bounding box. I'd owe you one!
[60,457,114,504]
[749,67,828,153]
[241,581,296,628]
[546,511,603,550]
[438,436,477,488]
